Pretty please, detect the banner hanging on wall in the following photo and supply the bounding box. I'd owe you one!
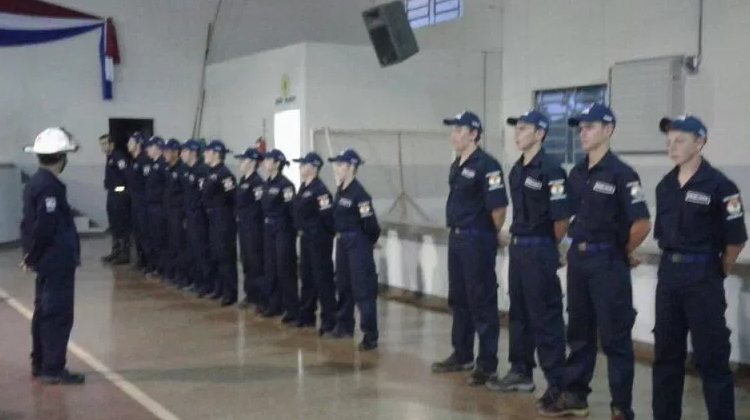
[0,0,121,101]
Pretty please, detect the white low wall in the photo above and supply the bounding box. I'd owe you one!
[0,165,22,244]
[376,226,750,365]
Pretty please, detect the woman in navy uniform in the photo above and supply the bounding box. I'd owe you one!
[163,139,187,287]
[541,104,651,420]
[328,149,381,350]
[652,115,746,420]
[259,149,299,322]
[127,133,151,274]
[292,152,336,333]
[20,127,85,385]
[202,140,238,307]
[99,133,131,265]
[181,140,212,296]
[233,147,265,310]
[487,110,569,405]
[144,136,168,278]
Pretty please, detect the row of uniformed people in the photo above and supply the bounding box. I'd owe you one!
[432,107,745,420]
[121,135,381,350]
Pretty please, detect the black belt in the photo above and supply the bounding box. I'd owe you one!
[663,252,712,264]
[511,236,553,246]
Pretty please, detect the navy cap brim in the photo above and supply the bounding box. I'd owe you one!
[292,158,305,163]
[506,117,519,126]
[442,118,459,126]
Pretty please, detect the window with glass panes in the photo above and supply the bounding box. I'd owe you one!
[405,0,461,28]
[533,85,608,165]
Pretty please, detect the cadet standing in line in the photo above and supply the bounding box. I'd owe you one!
[486,110,568,407]
[144,136,168,279]
[328,149,381,350]
[202,140,238,306]
[20,127,85,385]
[163,139,187,287]
[652,115,745,420]
[233,147,265,309]
[260,149,299,322]
[180,139,212,296]
[292,152,337,333]
[432,111,507,385]
[540,104,651,420]
[126,133,151,274]
[99,133,131,265]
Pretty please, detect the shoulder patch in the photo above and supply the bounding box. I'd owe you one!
[627,181,645,204]
[283,187,294,201]
[548,179,566,201]
[487,170,504,190]
[117,159,127,170]
[724,194,743,220]
[223,177,235,192]
[358,201,373,217]
[318,194,331,210]
[44,196,56,213]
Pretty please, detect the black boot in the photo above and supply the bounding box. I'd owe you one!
[101,237,118,263]
[110,238,131,265]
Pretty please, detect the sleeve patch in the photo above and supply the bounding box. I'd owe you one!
[548,179,566,201]
[223,177,235,192]
[358,201,373,217]
[283,187,294,202]
[318,194,331,210]
[486,170,504,191]
[117,159,127,170]
[627,181,645,204]
[45,197,56,213]
[724,194,743,220]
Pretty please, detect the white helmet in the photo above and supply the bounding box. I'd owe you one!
[24,127,79,154]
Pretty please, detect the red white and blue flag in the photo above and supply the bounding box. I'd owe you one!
[0,0,121,100]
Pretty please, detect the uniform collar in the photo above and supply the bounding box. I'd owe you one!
[516,148,544,168]
[584,149,615,171]
[39,167,65,188]
[456,146,482,167]
[339,178,359,194]
[668,157,713,186]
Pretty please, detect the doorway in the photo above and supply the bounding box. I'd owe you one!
[273,109,301,189]
[109,118,154,156]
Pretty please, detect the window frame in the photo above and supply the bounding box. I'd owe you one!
[405,0,462,29]
[532,84,609,166]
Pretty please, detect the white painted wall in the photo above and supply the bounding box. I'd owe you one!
[0,0,219,227]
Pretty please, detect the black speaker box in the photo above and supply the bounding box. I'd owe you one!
[362,1,420,67]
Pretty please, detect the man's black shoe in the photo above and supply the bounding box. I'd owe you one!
[37,370,86,385]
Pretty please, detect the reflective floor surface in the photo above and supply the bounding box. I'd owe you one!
[0,237,748,420]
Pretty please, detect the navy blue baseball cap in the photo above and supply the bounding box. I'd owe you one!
[264,149,288,163]
[328,149,364,165]
[568,104,616,127]
[443,111,483,133]
[182,139,202,152]
[205,139,229,153]
[234,147,264,161]
[145,136,165,148]
[129,132,146,144]
[164,139,182,151]
[506,110,550,131]
[659,115,707,139]
[293,152,324,168]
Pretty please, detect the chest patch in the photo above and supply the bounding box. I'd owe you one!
[241,183,250,190]
[269,187,279,195]
[144,166,151,175]
[685,190,711,205]
[153,164,159,170]
[117,160,127,170]
[283,187,294,201]
[254,186,263,200]
[172,172,178,179]
[210,174,218,180]
[461,168,476,179]
[302,191,312,198]
[592,181,615,195]
[339,197,352,208]
[524,177,542,190]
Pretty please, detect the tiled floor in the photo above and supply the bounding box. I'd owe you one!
[0,237,748,420]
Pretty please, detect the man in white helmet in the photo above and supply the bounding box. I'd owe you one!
[19,127,85,385]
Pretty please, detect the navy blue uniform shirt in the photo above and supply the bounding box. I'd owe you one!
[182,163,207,211]
[201,163,236,209]
[655,159,748,253]
[293,177,334,232]
[261,173,295,223]
[236,171,264,220]
[145,156,167,204]
[333,178,381,244]
[128,152,149,195]
[567,150,650,245]
[104,149,129,192]
[446,147,509,231]
[164,161,186,209]
[509,149,571,237]
[20,169,81,274]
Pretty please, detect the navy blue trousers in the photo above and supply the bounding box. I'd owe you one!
[106,190,131,239]
[335,231,378,343]
[185,209,212,293]
[563,246,636,419]
[130,194,148,268]
[238,217,264,304]
[31,267,76,375]
[165,207,186,283]
[447,229,499,372]
[507,240,566,390]
[146,204,166,273]
[206,207,238,301]
[262,221,298,317]
[652,256,735,420]
[299,228,336,330]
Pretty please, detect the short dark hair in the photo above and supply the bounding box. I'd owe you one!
[99,133,112,142]
[37,153,65,166]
